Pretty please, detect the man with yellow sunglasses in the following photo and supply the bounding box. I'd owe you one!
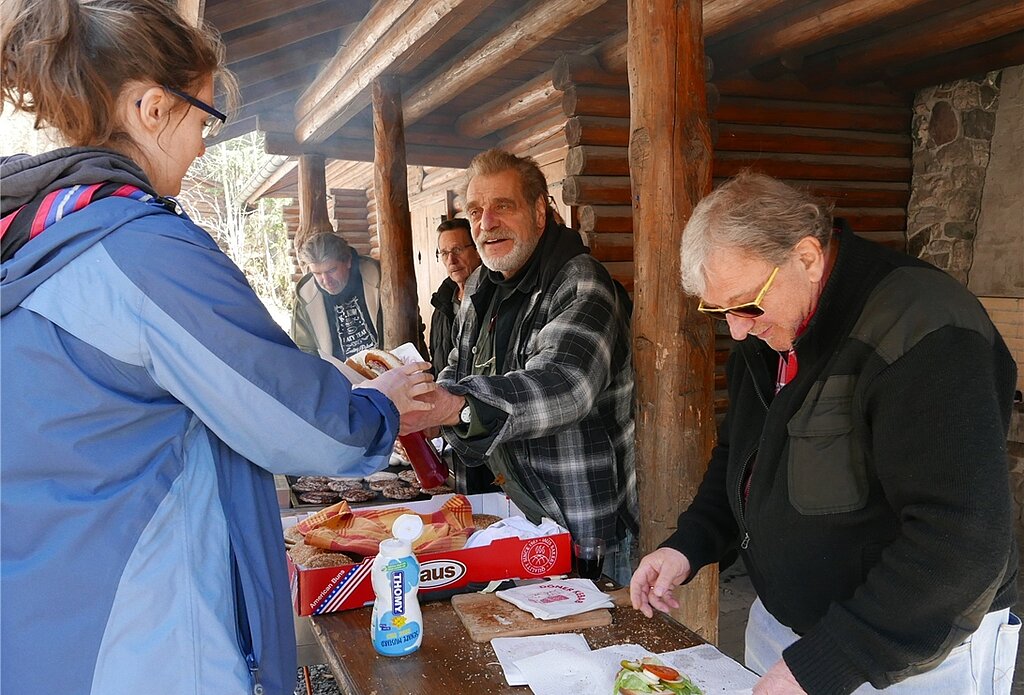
[631,172,1018,695]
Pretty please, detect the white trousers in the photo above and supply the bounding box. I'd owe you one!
[744,597,1020,694]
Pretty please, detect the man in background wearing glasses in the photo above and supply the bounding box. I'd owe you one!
[429,218,481,376]
[631,171,1019,695]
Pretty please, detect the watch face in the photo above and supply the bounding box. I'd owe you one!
[460,405,472,424]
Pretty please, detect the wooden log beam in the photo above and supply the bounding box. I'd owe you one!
[708,0,938,79]
[295,154,335,254]
[715,74,908,107]
[578,204,634,233]
[553,53,624,90]
[628,0,716,641]
[702,0,817,39]
[580,231,634,261]
[715,97,910,133]
[205,0,321,34]
[232,89,304,129]
[566,145,630,176]
[562,86,630,118]
[246,159,297,205]
[403,0,611,126]
[567,100,910,147]
[596,30,629,73]
[834,208,907,232]
[495,111,566,157]
[562,175,632,205]
[296,0,493,145]
[226,3,367,64]
[229,34,340,87]
[456,71,559,139]
[565,116,631,147]
[884,29,1024,92]
[714,153,911,182]
[371,77,420,350]
[589,0,817,74]
[802,0,1024,86]
[798,181,909,208]
[176,0,203,26]
[240,66,321,107]
[716,125,912,158]
[264,131,480,169]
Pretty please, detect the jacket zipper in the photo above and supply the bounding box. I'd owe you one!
[231,553,264,695]
[737,352,772,552]
[737,448,757,550]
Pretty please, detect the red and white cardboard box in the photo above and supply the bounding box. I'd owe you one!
[284,493,572,616]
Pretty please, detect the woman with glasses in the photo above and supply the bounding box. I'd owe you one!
[631,172,1019,695]
[0,2,433,693]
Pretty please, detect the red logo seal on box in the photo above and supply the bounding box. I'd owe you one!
[520,537,558,575]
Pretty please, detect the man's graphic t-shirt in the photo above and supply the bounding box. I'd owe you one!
[323,258,379,360]
[328,292,376,360]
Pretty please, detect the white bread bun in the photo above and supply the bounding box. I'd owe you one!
[345,348,404,380]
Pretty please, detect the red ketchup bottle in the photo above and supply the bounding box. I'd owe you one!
[398,432,448,489]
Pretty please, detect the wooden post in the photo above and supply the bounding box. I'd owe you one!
[628,0,717,642]
[176,0,204,26]
[371,76,420,350]
[295,154,334,254]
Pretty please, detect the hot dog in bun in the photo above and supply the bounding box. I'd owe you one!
[345,348,404,380]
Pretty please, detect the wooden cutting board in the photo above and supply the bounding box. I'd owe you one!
[451,591,612,643]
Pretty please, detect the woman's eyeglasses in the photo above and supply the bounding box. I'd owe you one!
[139,85,227,139]
[436,244,475,262]
[697,266,779,320]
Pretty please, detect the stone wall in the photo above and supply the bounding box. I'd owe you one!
[906,72,1002,283]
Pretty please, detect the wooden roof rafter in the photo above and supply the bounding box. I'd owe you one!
[294,0,499,145]
[800,0,1024,86]
[401,0,612,128]
[222,1,369,64]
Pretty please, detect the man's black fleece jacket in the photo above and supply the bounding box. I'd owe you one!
[661,226,1018,694]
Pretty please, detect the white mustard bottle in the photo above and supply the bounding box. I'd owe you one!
[370,513,424,656]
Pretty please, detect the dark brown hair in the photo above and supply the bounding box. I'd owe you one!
[436,218,471,234]
[1,0,234,148]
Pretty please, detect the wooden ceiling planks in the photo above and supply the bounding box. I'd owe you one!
[294,0,500,144]
[228,33,341,88]
[201,0,1024,176]
[221,1,368,64]
[400,0,614,127]
[800,0,1024,86]
[707,0,958,79]
[205,0,325,34]
[884,29,1024,91]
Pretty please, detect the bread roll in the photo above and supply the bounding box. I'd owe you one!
[344,348,404,380]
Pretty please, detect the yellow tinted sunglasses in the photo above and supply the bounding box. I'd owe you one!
[697,266,779,320]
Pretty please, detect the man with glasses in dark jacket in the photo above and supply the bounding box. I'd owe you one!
[429,218,480,375]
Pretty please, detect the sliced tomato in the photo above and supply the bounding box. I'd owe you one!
[641,663,681,682]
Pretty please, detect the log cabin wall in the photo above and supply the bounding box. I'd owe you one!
[330,188,372,257]
[563,71,914,299]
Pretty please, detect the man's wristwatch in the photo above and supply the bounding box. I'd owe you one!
[459,403,472,425]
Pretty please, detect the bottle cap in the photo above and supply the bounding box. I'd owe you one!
[391,513,424,543]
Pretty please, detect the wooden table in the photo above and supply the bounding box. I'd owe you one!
[309,588,704,694]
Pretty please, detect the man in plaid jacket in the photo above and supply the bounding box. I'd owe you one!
[425,149,639,583]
